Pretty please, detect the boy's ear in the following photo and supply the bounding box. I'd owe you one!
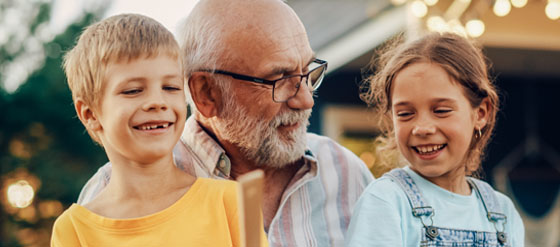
[188,72,221,118]
[74,99,102,132]
[474,97,490,130]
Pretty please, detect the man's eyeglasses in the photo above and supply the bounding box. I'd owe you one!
[200,58,328,102]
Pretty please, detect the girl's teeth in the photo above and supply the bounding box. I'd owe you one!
[417,145,443,154]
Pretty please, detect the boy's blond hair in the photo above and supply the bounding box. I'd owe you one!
[64,13,180,143]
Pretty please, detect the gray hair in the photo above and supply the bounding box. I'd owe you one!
[176,8,232,116]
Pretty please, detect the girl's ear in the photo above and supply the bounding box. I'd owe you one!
[75,99,102,131]
[474,97,491,130]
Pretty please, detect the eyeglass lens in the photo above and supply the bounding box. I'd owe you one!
[273,62,326,102]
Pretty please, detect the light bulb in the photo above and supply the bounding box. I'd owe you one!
[411,0,429,18]
[511,0,528,8]
[424,0,438,6]
[466,19,485,37]
[545,0,560,20]
[7,180,35,208]
[494,0,512,17]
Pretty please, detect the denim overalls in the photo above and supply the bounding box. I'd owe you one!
[385,168,509,247]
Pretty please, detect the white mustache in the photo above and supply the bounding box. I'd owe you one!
[270,109,312,128]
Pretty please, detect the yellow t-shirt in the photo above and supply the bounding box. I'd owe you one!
[51,178,268,247]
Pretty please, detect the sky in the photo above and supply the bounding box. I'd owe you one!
[0,0,199,93]
[51,0,200,36]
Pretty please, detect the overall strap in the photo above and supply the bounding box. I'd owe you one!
[384,168,434,217]
[466,177,507,222]
[467,177,509,245]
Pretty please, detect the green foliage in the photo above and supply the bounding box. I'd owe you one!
[0,3,107,246]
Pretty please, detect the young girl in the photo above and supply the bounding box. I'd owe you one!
[346,32,525,246]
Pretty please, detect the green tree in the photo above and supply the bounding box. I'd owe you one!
[1,1,106,246]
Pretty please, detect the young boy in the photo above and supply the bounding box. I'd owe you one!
[51,14,267,246]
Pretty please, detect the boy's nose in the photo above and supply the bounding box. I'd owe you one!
[143,93,167,111]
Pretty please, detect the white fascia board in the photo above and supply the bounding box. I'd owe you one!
[316,6,407,74]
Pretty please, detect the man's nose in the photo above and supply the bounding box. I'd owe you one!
[286,80,314,110]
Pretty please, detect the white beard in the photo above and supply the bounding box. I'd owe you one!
[214,96,311,168]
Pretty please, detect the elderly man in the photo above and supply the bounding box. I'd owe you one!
[77,0,373,246]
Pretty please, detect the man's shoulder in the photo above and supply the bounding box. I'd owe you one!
[305,132,345,152]
[305,132,361,164]
[305,132,373,180]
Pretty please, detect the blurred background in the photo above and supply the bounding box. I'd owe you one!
[1,0,559,246]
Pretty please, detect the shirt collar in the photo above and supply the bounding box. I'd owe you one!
[302,149,318,176]
[181,116,231,178]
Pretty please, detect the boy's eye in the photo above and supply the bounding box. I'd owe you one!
[121,88,142,95]
[163,86,181,91]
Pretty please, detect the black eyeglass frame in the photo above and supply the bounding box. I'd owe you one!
[200,58,328,102]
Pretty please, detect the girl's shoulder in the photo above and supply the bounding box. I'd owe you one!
[491,189,520,216]
[362,172,410,204]
[468,177,518,212]
[468,177,523,229]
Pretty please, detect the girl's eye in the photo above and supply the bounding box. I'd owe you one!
[121,88,142,95]
[396,111,414,118]
[434,108,452,115]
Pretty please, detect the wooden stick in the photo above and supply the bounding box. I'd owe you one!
[237,169,264,247]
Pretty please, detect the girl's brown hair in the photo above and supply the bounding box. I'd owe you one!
[361,32,499,176]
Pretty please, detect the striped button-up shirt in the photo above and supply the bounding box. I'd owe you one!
[77,116,374,247]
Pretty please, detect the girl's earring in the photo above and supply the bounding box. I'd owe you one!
[475,128,482,139]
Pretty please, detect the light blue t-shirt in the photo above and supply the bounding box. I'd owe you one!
[346,166,525,246]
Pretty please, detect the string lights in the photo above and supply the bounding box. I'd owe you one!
[392,0,559,38]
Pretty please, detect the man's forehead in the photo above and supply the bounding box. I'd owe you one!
[206,2,310,70]
[224,32,313,74]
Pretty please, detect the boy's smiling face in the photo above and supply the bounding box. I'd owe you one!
[90,54,186,164]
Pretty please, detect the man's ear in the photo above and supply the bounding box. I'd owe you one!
[188,72,222,118]
[75,99,102,132]
[474,97,490,130]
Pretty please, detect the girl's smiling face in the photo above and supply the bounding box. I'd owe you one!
[391,62,488,184]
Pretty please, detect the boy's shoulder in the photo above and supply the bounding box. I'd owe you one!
[194,178,240,213]
[52,205,81,245]
[196,178,239,197]
[197,177,237,188]
[53,206,75,228]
